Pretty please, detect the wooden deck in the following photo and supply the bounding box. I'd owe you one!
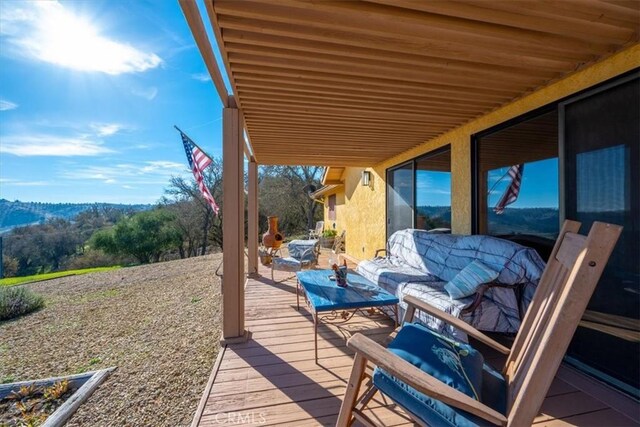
[193,251,639,426]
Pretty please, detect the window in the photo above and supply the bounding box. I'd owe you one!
[415,149,451,231]
[387,161,413,238]
[475,110,559,242]
[386,146,451,239]
[328,194,336,221]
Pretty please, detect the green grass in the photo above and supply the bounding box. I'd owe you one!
[0,266,122,287]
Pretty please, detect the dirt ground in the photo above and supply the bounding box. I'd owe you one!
[0,254,222,426]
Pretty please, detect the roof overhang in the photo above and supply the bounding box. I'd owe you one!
[310,184,343,199]
[203,0,639,166]
[321,166,345,185]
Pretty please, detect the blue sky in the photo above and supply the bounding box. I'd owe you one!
[0,0,228,204]
[487,158,558,209]
[406,157,559,209]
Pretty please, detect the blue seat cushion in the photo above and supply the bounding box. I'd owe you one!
[272,257,302,272]
[372,322,506,426]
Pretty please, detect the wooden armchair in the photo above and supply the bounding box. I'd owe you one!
[337,220,622,427]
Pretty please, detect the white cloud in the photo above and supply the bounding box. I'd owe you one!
[0,134,113,156]
[141,161,184,173]
[91,123,123,136]
[0,99,18,111]
[0,1,162,75]
[191,72,211,82]
[0,177,52,186]
[131,86,158,100]
[61,161,188,185]
[12,180,50,187]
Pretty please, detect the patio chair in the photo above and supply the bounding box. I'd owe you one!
[309,221,324,240]
[271,239,320,282]
[332,230,346,254]
[337,220,622,427]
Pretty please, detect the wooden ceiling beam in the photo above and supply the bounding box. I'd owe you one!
[238,92,487,117]
[251,144,418,156]
[217,15,577,72]
[244,115,445,130]
[246,124,428,139]
[244,119,443,135]
[233,73,514,103]
[244,118,445,134]
[247,129,429,143]
[251,141,423,152]
[257,157,376,167]
[217,0,607,58]
[474,0,640,28]
[241,102,467,123]
[242,107,461,126]
[223,30,559,81]
[228,52,542,91]
[225,43,551,87]
[234,69,518,101]
[229,52,532,92]
[236,80,501,109]
[365,0,635,42]
[253,146,409,156]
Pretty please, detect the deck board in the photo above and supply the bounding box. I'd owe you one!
[195,251,639,426]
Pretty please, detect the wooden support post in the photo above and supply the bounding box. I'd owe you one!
[248,160,259,276]
[222,96,246,341]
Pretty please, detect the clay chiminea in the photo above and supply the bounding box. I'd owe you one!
[262,216,284,249]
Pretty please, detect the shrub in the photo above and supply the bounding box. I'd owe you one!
[322,229,337,238]
[64,249,119,270]
[0,287,45,321]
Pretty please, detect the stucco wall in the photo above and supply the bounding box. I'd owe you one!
[325,45,639,261]
[322,190,346,233]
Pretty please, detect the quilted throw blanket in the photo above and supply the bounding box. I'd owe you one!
[357,229,546,340]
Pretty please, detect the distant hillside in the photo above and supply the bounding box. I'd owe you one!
[418,205,559,238]
[487,207,559,238]
[0,199,152,233]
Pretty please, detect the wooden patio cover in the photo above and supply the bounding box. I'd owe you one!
[205,0,639,167]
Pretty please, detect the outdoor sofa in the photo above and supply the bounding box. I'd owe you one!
[356,229,546,341]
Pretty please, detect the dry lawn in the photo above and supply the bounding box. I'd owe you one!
[0,254,222,426]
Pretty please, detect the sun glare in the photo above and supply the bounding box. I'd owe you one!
[4,1,161,75]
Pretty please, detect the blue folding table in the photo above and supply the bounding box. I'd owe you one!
[296,269,399,363]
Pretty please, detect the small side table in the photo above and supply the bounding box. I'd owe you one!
[296,269,399,363]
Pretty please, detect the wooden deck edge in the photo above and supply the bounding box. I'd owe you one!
[557,363,640,423]
[338,252,361,266]
[191,346,227,427]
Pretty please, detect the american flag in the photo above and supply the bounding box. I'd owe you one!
[493,164,524,214]
[177,127,220,216]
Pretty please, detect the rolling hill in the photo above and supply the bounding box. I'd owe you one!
[0,199,152,233]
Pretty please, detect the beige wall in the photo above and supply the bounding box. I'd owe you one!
[323,44,639,261]
[322,190,346,233]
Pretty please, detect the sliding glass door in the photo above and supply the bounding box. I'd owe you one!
[472,72,639,396]
[561,74,640,398]
[387,161,413,239]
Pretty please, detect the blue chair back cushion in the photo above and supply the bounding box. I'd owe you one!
[372,322,506,426]
[445,260,500,300]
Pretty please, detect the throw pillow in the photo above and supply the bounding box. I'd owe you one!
[445,260,499,300]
